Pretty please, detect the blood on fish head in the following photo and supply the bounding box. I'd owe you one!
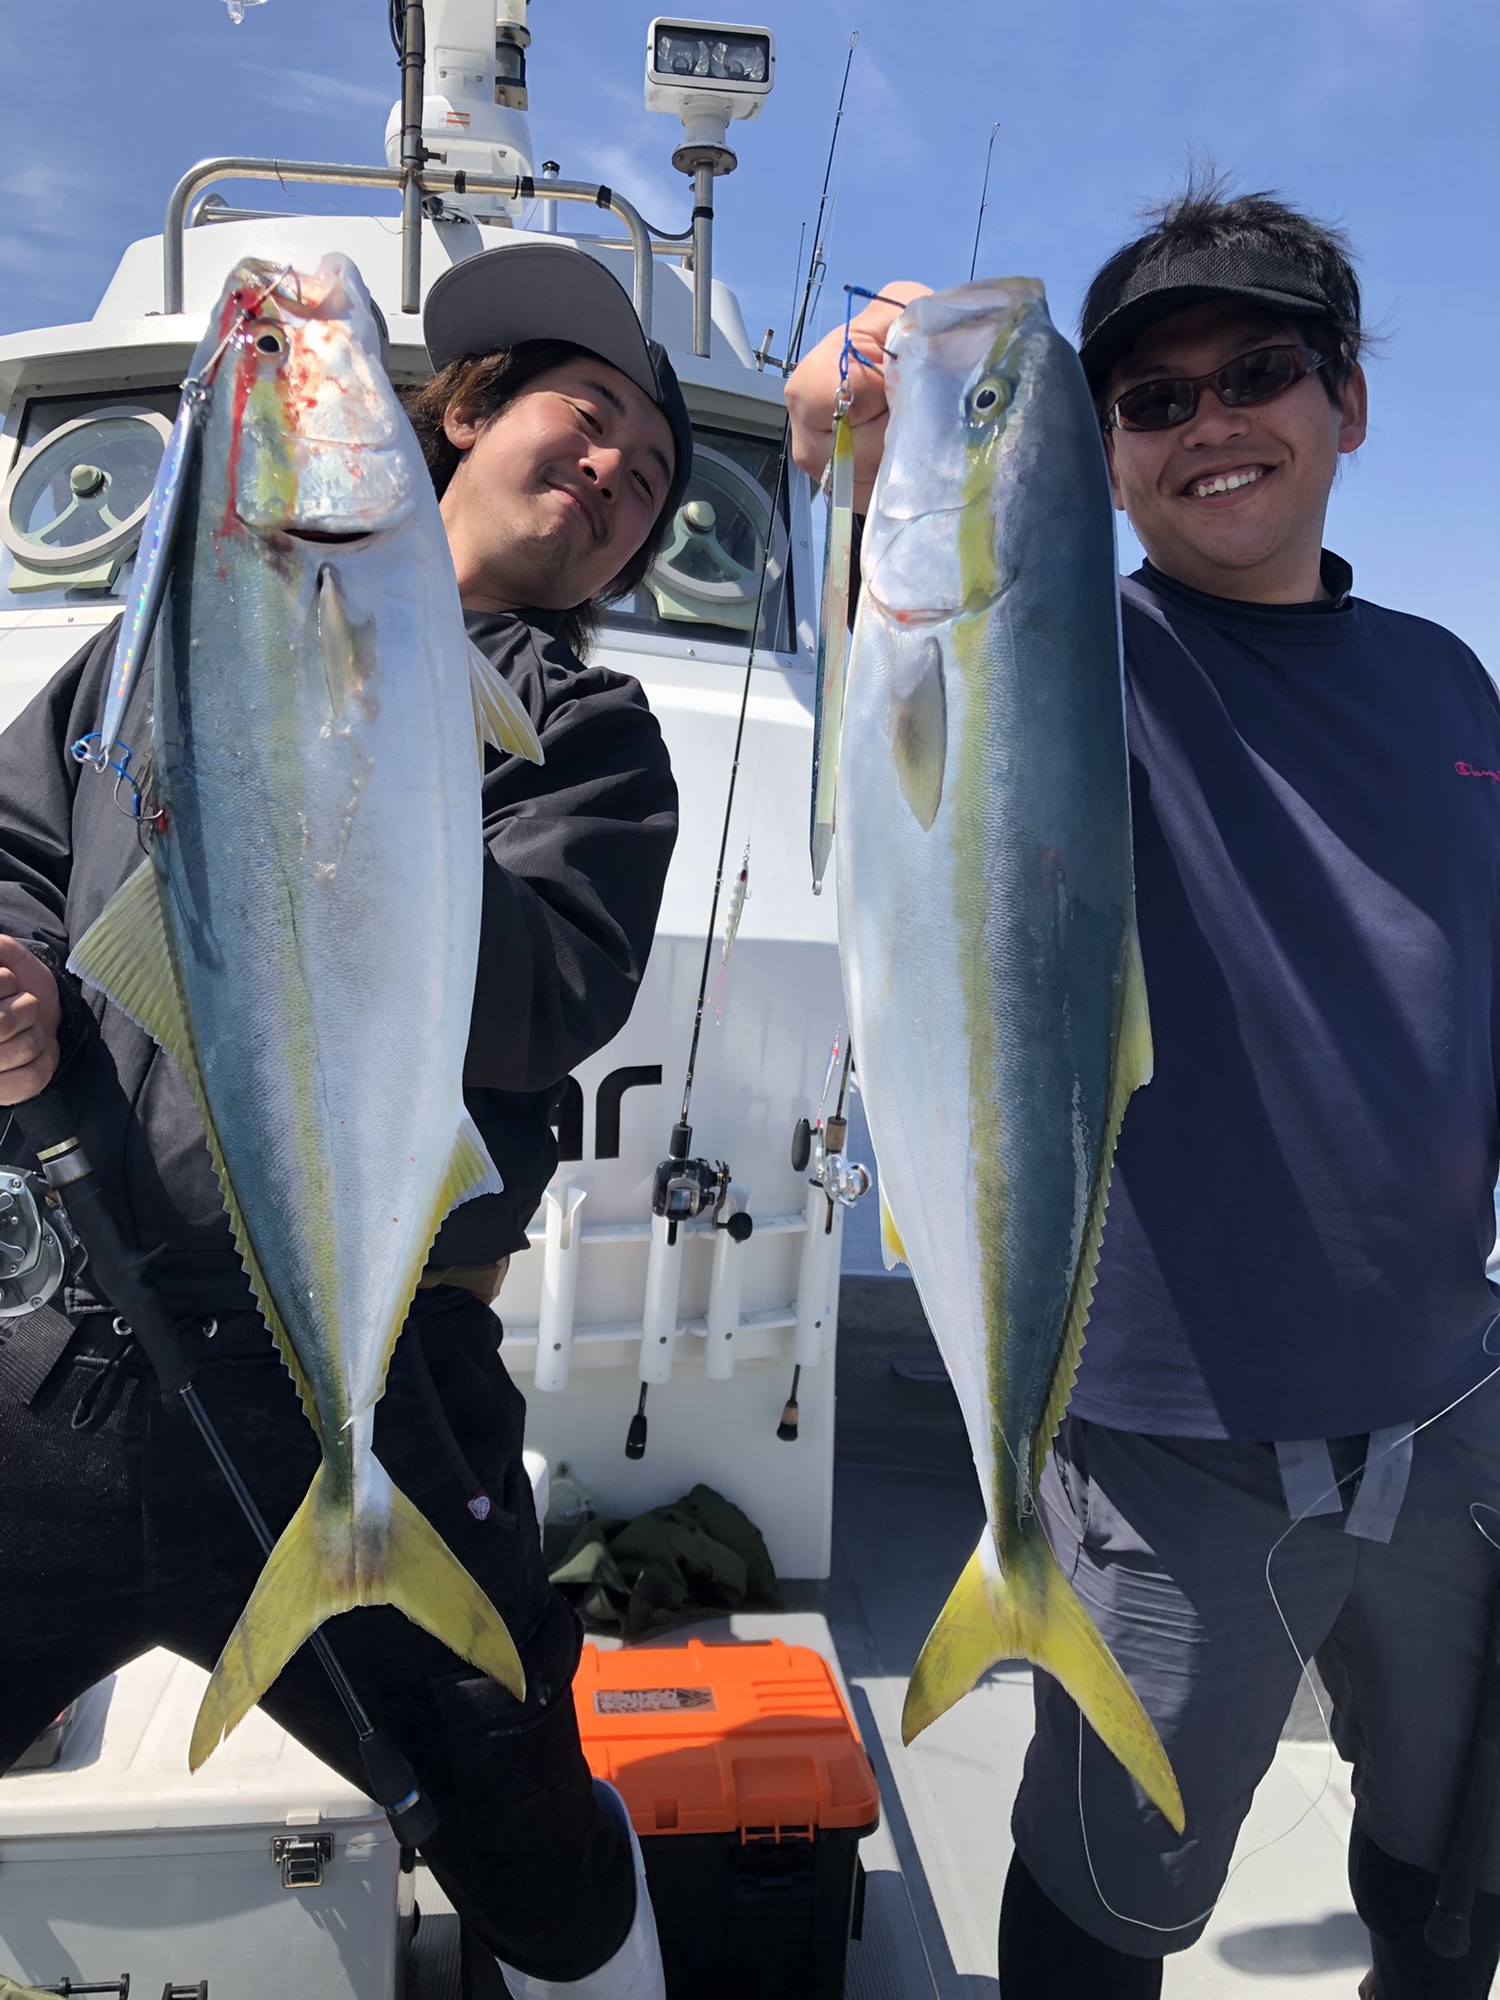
[202,255,417,542]
[863,279,1048,625]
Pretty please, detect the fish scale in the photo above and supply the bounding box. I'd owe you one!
[836,277,1184,1833]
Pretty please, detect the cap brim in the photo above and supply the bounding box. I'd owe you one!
[423,243,657,401]
[1080,283,1332,392]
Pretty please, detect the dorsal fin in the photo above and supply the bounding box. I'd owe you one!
[1031,926,1153,1489]
[67,860,320,1437]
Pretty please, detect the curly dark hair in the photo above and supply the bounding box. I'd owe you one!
[402,339,677,658]
[1081,171,1365,406]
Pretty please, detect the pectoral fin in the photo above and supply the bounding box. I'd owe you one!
[67,861,317,1431]
[890,634,946,830]
[468,639,544,765]
[318,563,373,721]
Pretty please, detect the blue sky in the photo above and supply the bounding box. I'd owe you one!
[3,0,1494,658]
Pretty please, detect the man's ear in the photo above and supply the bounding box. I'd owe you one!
[1337,364,1368,458]
[443,403,481,452]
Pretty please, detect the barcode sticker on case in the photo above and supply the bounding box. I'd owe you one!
[594,1687,718,1714]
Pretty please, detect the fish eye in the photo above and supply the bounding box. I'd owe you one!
[969,375,1012,422]
[246,321,288,358]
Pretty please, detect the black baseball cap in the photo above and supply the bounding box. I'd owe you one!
[1079,241,1340,395]
[423,242,694,514]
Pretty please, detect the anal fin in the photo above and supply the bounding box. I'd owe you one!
[879,1182,909,1272]
[468,639,544,766]
[443,1108,505,1210]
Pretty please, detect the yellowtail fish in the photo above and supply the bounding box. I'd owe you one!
[810,393,855,893]
[68,255,543,1769]
[836,278,1183,1832]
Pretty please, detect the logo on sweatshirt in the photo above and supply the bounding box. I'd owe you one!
[1455,762,1500,783]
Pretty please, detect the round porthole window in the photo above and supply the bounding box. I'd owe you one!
[0,410,173,575]
[648,445,789,633]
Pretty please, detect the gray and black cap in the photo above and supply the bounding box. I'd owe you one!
[1078,241,1342,395]
[423,242,694,514]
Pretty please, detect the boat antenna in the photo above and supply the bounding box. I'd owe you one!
[632,33,861,1459]
[969,121,1000,283]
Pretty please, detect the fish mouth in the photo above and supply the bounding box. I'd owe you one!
[281,527,380,546]
[864,585,961,628]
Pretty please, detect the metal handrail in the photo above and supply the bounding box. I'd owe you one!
[162,157,656,336]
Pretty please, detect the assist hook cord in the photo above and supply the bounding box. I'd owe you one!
[674,32,860,1136]
[1076,1316,1500,1937]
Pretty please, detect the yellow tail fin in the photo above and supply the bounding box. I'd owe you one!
[189,1458,526,1770]
[902,1533,1184,1834]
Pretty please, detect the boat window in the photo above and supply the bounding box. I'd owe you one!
[0,389,182,610]
[602,424,795,655]
[2,401,799,656]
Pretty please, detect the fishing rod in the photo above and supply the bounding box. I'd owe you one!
[628,31,862,1460]
[11,1089,439,1849]
[969,121,1000,283]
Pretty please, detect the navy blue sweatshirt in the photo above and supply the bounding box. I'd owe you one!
[1071,556,1500,1439]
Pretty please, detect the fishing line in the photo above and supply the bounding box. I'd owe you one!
[785,34,858,370]
[1075,1317,1500,1937]
[968,123,1000,284]
[673,32,860,1133]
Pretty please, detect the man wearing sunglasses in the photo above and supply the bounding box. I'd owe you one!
[787,184,1500,2000]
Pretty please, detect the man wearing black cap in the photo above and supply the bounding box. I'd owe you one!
[788,185,1500,2000]
[0,243,689,1999]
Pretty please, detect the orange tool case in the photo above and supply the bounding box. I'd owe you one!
[574,1639,881,1999]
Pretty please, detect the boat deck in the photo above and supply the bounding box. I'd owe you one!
[415,1277,1375,1998]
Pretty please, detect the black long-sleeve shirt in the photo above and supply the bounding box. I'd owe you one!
[0,609,677,1311]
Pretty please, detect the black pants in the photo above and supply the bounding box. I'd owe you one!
[0,1293,633,1984]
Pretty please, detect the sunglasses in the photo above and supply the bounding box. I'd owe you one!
[1105,344,1326,433]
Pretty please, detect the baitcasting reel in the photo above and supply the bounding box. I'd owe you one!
[0,1167,85,1317]
[651,1122,754,1246]
[780,1056,876,1448]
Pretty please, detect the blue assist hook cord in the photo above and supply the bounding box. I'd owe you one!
[1076,1319,1500,1935]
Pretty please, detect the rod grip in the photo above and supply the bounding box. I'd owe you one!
[10,1088,193,1394]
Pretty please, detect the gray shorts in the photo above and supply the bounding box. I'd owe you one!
[1012,1380,1500,1955]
